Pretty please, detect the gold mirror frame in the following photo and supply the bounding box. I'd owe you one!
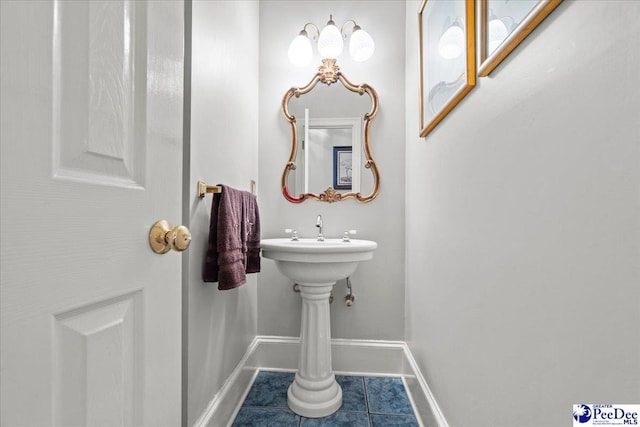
[281,59,380,203]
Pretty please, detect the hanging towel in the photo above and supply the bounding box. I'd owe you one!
[203,185,260,289]
[243,191,261,274]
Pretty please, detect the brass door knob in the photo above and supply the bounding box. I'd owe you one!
[149,220,192,254]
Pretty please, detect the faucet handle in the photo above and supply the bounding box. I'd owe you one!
[342,229,357,242]
[284,228,299,241]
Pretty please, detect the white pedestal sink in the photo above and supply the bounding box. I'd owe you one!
[260,237,377,418]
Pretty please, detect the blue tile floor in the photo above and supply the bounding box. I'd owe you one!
[232,371,419,426]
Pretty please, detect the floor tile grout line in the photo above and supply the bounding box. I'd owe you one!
[364,377,373,427]
[363,376,371,415]
[361,376,370,415]
[241,406,372,415]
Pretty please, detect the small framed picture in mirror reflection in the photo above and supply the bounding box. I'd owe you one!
[333,146,352,190]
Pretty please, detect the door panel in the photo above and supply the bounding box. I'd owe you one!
[0,1,184,425]
[53,0,147,188]
[53,291,143,426]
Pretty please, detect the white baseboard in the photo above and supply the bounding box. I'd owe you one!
[193,336,449,427]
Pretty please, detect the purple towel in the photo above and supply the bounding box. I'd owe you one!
[243,191,260,274]
[203,185,260,289]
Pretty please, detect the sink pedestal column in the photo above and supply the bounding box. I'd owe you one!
[287,282,342,418]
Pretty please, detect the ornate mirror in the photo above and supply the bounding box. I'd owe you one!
[281,59,379,203]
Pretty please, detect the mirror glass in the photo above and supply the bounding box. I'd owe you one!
[290,116,362,196]
[281,65,379,203]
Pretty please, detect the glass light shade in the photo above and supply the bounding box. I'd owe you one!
[349,27,375,62]
[488,18,508,53]
[317,23,344,58]
[438,24,464,59]
[288,33,313,66]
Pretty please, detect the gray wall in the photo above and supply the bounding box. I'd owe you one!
[258,1,407,340]
[405,1,640,426]
[186,1,259,425]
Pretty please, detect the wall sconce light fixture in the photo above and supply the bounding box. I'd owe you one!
[288,15,375,66]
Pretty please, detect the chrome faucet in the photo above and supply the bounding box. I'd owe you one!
[315,214,324,241]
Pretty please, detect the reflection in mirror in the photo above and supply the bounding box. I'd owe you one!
[486,0,538,56]
[282,59,379,203]
[478,0,562,76]
[289,116,362,196]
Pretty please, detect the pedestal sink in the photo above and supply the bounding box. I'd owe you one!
[260,237,377,418]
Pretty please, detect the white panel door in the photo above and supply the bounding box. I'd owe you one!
[1,1,184,426]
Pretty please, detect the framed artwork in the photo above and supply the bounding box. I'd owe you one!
[333,146,352,190]
[478,0,563,76]
[419,0,476,138]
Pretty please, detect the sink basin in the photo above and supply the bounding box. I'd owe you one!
[260,238,377,283]
[260,237,377,418]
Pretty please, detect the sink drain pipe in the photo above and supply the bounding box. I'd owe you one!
[345,277,355,307]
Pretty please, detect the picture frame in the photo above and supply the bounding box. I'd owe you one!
[332,146,352,190]
[478,0,563,77]
[419,0,476,138]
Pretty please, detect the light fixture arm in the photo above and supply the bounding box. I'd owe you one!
[301,22,320,41]
[340,19,359,39]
